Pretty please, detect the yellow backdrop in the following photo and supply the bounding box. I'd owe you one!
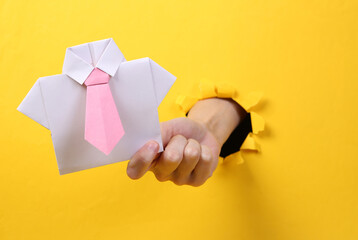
[1,0,357,239]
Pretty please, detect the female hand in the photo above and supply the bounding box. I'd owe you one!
[127,98,245,186]
[127,117,221,186]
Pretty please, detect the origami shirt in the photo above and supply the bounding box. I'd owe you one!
[18,38,176,174]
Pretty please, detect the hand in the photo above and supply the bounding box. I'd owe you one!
[126,98,246,187]
[127,117,221,186]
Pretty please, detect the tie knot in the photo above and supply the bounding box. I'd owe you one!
[84,68,110,86]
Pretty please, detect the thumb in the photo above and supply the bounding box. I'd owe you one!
[160,120,175,147]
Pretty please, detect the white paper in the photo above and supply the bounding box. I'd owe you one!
[17,38,176,174]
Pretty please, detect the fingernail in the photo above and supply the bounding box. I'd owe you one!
[147,142,158,152]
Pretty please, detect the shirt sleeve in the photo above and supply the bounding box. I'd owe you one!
[17,78,50,129]
[148,58,176,107]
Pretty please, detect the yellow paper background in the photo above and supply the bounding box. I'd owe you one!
[1,1,357,239]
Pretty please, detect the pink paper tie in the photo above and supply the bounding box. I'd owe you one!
[84,68,124,155]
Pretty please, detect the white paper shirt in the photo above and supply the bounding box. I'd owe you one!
[18,38,176,174]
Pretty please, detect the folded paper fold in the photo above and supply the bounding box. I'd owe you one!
[18,38,176,174]
[84,68,125,155]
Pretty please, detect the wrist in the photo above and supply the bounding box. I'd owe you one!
[187,98,246,147]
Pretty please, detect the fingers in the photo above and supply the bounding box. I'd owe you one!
[152,135,187,181]
[190,145,214,187]
[153,136,214,187]
[172,139,201,185]
[127,135,216,187]
[127,141,159,180]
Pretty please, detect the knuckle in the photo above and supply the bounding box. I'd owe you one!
[184,147,200,160]
[173,134,186,141]
[164,150,182,164]
[200,155,212,165]
[201,146,213,161]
